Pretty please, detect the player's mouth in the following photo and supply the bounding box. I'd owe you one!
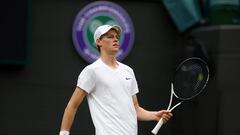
[113,44,119,47]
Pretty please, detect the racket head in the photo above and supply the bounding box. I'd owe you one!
[173,57,209,100]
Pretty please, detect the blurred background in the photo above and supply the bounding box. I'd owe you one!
[0,0,240,135]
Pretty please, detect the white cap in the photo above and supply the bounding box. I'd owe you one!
[94,25,121,43]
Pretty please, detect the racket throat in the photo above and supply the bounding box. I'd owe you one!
[169,102,182,112]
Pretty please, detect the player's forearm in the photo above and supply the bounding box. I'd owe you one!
[60,105,78,131]
[136,106,157,121]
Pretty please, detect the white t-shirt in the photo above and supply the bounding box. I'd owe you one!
[77,59,139,135]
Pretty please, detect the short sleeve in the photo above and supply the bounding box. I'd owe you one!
[129,68,139,95]
[77,66,95,93]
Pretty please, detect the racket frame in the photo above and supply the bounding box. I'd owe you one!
[151,57,210,135]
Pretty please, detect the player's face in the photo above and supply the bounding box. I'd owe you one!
[99,29,120,54]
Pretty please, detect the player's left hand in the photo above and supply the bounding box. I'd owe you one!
[154,110,173,123]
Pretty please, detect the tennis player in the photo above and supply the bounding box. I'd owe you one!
[59,24,172,135]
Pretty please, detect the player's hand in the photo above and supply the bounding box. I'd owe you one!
[154,110,173,123]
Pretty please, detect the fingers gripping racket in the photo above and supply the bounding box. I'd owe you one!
[151,57,209,135]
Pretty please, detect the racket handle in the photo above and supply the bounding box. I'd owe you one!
[151,118,164,135]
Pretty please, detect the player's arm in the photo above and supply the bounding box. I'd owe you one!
[132,95,172,123]
[60,87,87,133]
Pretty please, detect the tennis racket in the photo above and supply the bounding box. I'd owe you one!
[151,57,210,135]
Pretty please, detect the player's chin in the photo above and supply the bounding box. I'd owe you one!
[113,45,119,49]
[112,47,119,52]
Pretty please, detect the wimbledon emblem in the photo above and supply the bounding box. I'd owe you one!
[72,1,135,63]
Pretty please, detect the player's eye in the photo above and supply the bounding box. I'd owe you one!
[107,34,119,40]
[108,35,114,38]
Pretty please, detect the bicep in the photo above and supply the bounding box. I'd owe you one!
[67,87,87,109]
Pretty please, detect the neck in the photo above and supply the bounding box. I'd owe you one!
[100,53,118,69]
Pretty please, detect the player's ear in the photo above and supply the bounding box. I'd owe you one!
[97,45,101,49]
[96,39,102,47]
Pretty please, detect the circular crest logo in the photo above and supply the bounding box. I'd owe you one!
[72,1,134,63]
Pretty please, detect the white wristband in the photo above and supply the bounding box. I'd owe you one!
[59,130,70,135]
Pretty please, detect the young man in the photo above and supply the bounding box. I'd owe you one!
[59,25,172,135]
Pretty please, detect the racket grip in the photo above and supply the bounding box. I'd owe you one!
[151,118,164,135]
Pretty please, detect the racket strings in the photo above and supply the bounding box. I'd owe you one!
[173,59,209,100]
